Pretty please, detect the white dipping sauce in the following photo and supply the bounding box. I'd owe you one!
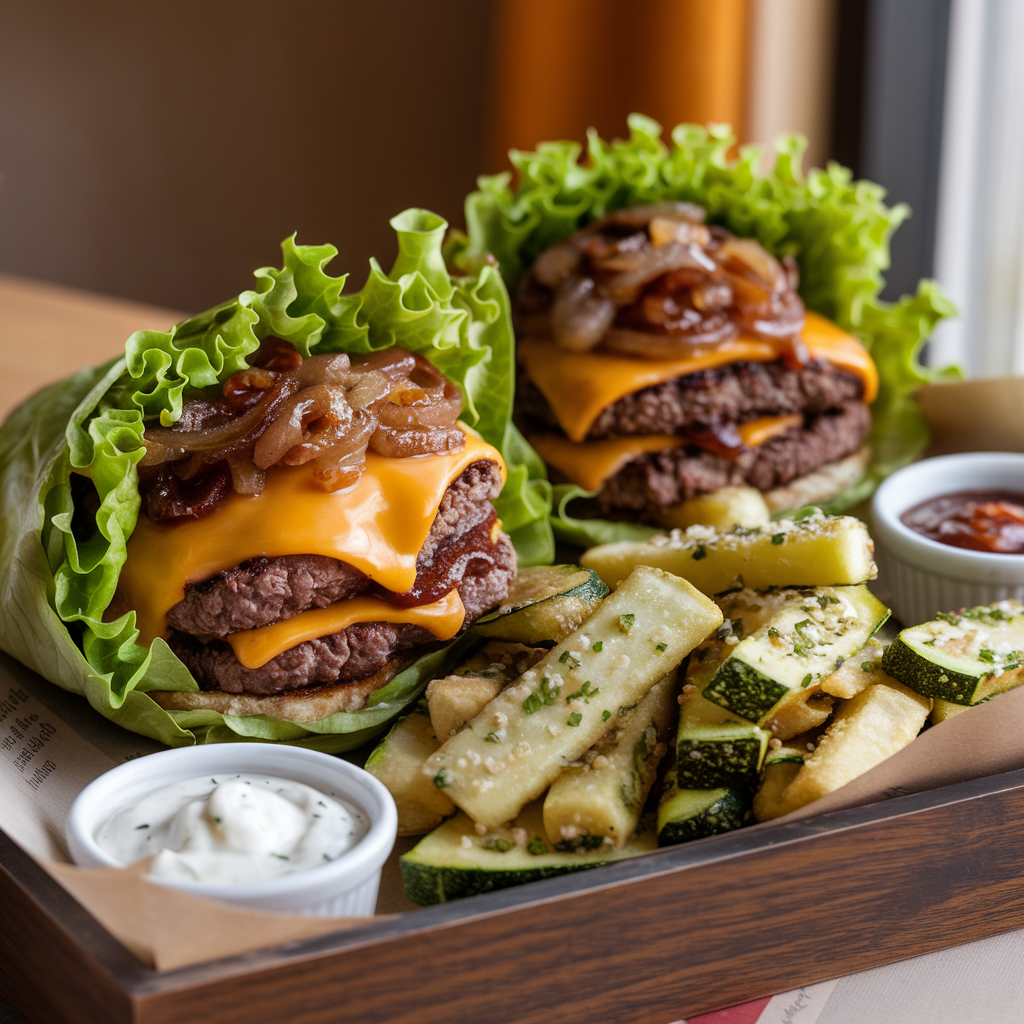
[94,774,367,884]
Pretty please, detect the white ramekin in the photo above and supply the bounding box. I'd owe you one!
[66,744,396,917]
[871,452,1024,625]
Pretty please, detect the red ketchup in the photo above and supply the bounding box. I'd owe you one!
[901,491,1024,554]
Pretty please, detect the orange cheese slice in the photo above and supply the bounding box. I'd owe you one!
[519,312,878,443]
[120,432,504,647]
[227,589,466,670]
[735,414,802,448]
[529,433,683,493]
[530,415,806,493]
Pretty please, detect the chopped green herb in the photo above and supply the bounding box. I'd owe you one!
[559,650,581,669]
[936,611,960,625]
[484,836,514,853]
[768,627,782,639]
[978,649,996,663]
[566,680,600,703]
[592,640,603,652]
[134,824,149,830]
[771,533,785,545]
[618,613,635,635]
[214,817,222,824]
[527,836,548,856]
[833,656,844,671]
[602,710,611,722]
[539,676,561,705]
[433,768,451,789]
[801,673,813,688]
[271,854,289,861]
[484,732,501,743]
[566,712,583,727]
[522,692,543,715]
[323,853,331,862]
[692,543,707,560]
[654,642,668,653]
[861,661,875,672]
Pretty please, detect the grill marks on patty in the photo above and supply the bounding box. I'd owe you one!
[518,360,864,439]
[166,461,515,695]
[595,401,871,518]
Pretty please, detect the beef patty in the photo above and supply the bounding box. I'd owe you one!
[517,360,865,440]
[595,401,871,519]
[166,460,516,695]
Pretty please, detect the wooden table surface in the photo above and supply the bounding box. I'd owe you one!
[0,274,185,421]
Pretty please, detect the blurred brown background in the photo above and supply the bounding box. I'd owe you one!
[0,0,949,316]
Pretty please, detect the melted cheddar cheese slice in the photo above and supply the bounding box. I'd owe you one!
[119,432,504,647]
[736,413,802,448]
[228,589,466,669]
[530,434,683,493]
[529,415,806,493]
[519,312,878,443]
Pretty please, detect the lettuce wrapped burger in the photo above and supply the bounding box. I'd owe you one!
[458,116,956,546]
[0,209,551,749]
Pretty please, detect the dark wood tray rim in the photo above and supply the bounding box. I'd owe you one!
[7,761,1024,1000]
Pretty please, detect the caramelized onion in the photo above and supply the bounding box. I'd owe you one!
[532,241,582,288]
[551,277,616,352]
[602,321,738,358]
[369,425,466,458]
[141,342,468,510]
[515,204,808,365]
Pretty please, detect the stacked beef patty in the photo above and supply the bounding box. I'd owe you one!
[512,202,874,521]
[518,360,870,519]
[167,459,516,695]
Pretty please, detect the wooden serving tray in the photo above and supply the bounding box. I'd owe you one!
[4,764,1024,1024]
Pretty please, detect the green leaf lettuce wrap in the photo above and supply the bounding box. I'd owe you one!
[462,115,957,547]
[0,209,552,750]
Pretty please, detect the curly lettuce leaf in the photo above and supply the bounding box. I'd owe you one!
[464,114,956,529]
[549,484,662,549]
[0,209,551,747]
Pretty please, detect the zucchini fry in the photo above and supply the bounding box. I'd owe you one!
[365,702,455,836]
[655,487,770,532]
[424,567,722,827]
[543,673,676,848]
[581,512,876,594]
[781,678,931,811]
[427,641,547,740]
[752,744,805,822]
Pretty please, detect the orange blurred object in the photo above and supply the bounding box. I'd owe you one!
[487,0,750,171]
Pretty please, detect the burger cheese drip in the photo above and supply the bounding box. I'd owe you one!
[139,340,465,522]
[515,202,807,365]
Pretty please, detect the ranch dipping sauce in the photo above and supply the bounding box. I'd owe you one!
[901,490,1024,554]
[95,774,368,884]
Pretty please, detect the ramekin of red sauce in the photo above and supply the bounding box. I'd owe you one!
[901,491,1024,554]
[872,453,1024,625]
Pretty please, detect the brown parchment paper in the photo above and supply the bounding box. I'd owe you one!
[918,376,1024,455]
[5,633,1024,972]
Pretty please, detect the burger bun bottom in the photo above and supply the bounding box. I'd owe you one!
[149,654,412,723]
[652,446,870,531]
